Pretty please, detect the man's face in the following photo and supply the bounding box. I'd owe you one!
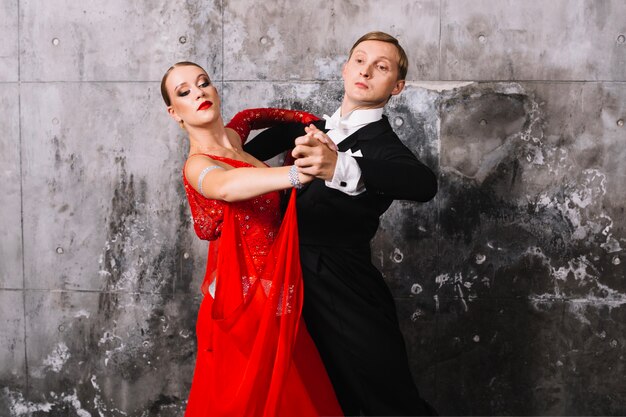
[341,40,405,111]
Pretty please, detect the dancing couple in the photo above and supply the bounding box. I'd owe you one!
[161,31,438,417]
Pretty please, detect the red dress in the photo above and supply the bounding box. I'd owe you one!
[182,155,343,417]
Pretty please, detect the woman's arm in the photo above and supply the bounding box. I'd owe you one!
[225,108,319,143]
[185,155,310,202]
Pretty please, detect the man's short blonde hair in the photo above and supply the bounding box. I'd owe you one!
[348,31,408,80]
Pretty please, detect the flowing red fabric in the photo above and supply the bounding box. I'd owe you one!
[183,163,342,416]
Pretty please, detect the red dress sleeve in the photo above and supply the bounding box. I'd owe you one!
[225,108,320,143]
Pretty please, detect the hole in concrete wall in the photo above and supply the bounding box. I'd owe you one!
[617,34,625,44]
[411,283,423,295]
[392,248,404,263]
[260,36,268,45]
[179,36,187,44]
[478,34,486,44]
[394,116,404,127]
[479,119,488,126]
[52,38,60,46]
[617,119,624,127]
[56,247,64,254]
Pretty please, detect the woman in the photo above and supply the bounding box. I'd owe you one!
[161,61,342,417]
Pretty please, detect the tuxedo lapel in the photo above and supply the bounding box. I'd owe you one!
[337,116,392,152]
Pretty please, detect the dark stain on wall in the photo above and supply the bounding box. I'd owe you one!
[1,154,200,416]
[375,83,626,415]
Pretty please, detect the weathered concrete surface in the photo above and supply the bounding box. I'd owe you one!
[0,290,26,412]
[2,81,209,414]
[0,0,18,82]
[223,0,440,81]
[19,290,197,416]
[20,0,222,81]
[20,82,205,292]
[441,0,626,81]
[2,0,626,416]
[0,84,22,289]
[222,81,343,120]
[383,81,626,415]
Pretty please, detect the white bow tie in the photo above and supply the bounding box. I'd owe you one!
[323,114,349,132]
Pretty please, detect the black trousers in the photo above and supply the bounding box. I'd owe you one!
[299,245,436,416]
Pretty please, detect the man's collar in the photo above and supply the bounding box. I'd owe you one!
[323,107,384,131]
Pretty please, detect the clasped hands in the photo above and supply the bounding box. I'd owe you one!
[292,125,338,181]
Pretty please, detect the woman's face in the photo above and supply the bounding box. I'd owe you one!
[165,65,221,128]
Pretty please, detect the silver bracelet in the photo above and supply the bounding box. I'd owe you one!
[288,165,303,189]
[198,165,224,197]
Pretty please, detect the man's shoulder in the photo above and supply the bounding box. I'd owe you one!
[362,117,404,144]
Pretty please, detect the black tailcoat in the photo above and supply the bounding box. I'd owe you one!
[244,116,437,416]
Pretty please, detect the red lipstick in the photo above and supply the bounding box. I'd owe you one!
[197,101,213,111]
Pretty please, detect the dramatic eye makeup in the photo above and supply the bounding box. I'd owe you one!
[198,77,211,88]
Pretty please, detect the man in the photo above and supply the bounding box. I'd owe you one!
[244,31,437,416]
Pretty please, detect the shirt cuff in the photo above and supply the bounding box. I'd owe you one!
[325,152,366,196]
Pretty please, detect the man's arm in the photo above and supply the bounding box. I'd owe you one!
[243,123,305,161]
[355,151,437,202]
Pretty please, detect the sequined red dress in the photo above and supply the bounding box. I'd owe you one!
[182,153,342,416]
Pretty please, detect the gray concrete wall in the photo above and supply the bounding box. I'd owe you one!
[1,0,625,415]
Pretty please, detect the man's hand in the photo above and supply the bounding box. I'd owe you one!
[292,125,338,181]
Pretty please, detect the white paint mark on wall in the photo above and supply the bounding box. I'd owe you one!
[98,331,125,367]
[74,309,90,319]
[552,255,597,283]
[435,273,451,288]
[90,375,108,417]
[528,247,626,323]
[43,342,70,373]
[601,234,622,253]
[6,388,53,415]
[456,283,469,312]
[411,308,426,322]
[60,391,91,417]
[5,388,93,416]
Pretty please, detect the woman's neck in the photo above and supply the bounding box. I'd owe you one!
[187,119,241,156]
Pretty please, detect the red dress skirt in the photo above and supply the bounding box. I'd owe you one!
[183,156,342,417]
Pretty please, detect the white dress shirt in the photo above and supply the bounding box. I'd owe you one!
[323,107,384,196]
